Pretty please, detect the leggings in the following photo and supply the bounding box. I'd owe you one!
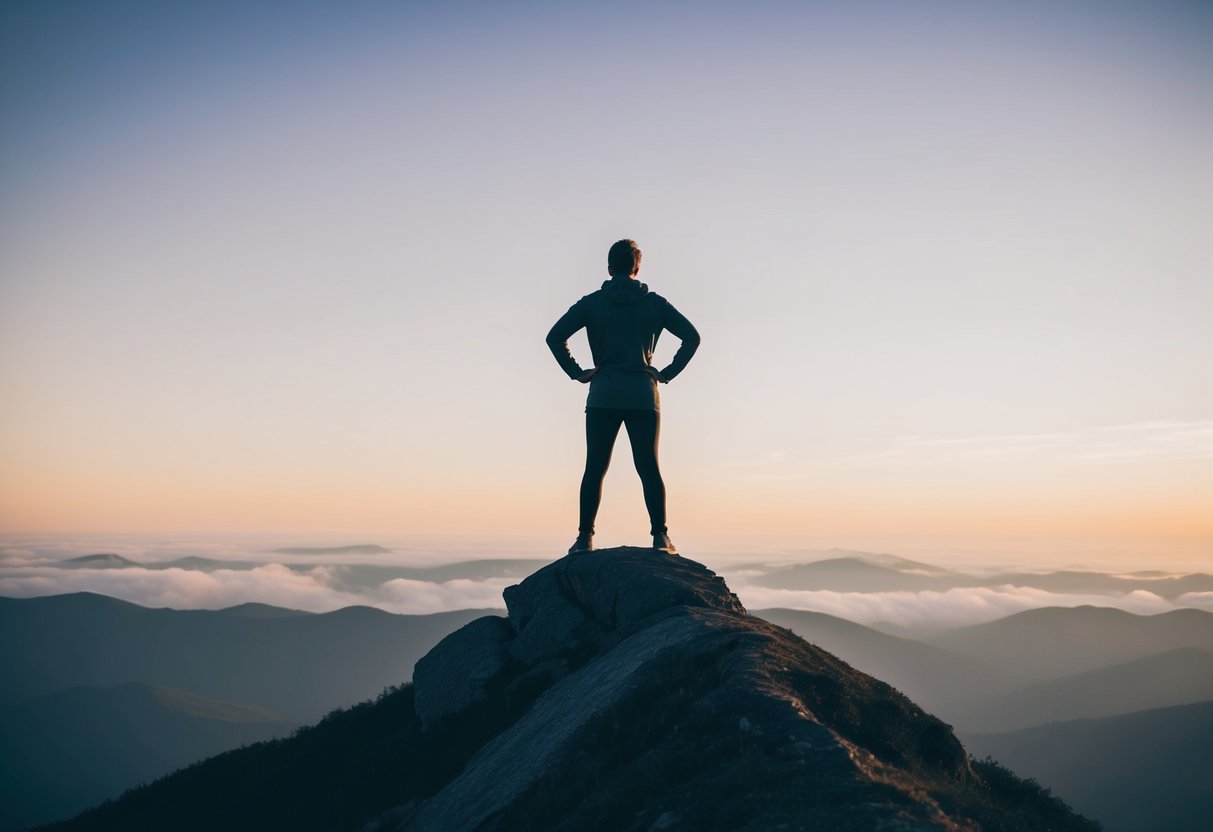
[579,407,667,537]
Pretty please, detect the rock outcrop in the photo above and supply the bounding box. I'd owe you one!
[370,548,1099,832]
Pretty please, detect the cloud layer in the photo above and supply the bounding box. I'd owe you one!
[0,562,513,615]
[0,538,520,614]
[724,580,1185,629]
[2,536,1209,626]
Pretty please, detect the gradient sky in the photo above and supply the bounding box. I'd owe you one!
[2,0,1210,568]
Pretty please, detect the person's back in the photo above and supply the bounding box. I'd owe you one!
[546,239,700,554]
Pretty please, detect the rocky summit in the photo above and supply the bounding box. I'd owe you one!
[366,548,1098,832]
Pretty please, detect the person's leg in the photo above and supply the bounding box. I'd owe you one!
[579,408,625,537]
[622,409,667,537]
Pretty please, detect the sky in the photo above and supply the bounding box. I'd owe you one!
[1,0,1211,571]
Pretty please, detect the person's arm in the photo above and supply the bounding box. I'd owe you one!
[656,300,700,382]
[546,301,589,380]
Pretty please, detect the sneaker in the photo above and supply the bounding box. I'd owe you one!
[568,534,594,555]
[653,533,677,554]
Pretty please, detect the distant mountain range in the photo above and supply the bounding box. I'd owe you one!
[963,699,1213,832]
[53,548,1213,602]
[926,605,1213,682]
[754,608,1013,722]
[739,551,1213,599]
[6,558,1212,830]
[0,682,295,830]
[54,554,553,591]
[55,553,142,569]
[971,646,1213,731]
[0,593,489,718]
[32,549,1099,832]
[757,605,1213,733]
[0,593,489,829]
[44,550,1213,626]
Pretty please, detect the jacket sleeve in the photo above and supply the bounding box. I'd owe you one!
[658,300,701,381]
[545,300,587,379]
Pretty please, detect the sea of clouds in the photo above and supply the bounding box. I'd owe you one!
[725,582,1212,629]
[2,535,1210,627]
[0,537,520,615]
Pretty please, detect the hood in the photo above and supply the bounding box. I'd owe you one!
[600,274,650,304]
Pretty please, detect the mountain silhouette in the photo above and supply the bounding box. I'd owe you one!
[57,554,141,569]
[755,608,1013,726]
[735,552,1213,599]
[979,570,1213,599]
[967,646,1213,732]
[927,605,1213,683]
[733,549,957,578]
[749,556,946,592]
[43,548,1097,832]
[0,682,294,829]
[44,555,554,592]
[963,699,1213,832]
[0,593,489,718]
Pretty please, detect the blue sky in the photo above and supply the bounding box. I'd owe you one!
[2,0,1210,566]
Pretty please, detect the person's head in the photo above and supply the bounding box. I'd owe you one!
[607,239,642,277]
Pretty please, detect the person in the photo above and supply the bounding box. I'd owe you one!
[546,239,700,555]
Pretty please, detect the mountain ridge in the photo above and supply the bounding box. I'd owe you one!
[381,548,1097,831]
[0,681,295,830]
[963,699,1213,832]
[970,646,1213,731]
[40,547,1098,832]
[927,604,1213,682]
[0,593,492,717]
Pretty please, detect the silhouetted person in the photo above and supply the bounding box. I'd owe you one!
[546,239,700,555]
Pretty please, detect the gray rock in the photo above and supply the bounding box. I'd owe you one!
[503,546,744,633]
[413,548,744,727]
[369,547,1097,832]
[505,592,594,667]
[391,605,964,832]
[412,614,512,728]
[402,612,714,831]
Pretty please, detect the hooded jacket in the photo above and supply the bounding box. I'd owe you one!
[546,274,700,411]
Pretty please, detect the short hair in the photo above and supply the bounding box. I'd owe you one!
[608,239,642,276]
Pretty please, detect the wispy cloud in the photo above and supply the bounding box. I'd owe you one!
[0,563,511,615]
[1177,592,1213,612]
[732,582,1180,628]
[0,533,534,614]
[4,535,1208,626]
[374,578,513,614]
[0,564,360,612]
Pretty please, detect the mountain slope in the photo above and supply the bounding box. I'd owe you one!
[44,549,1098,832]
[969,646,1213,732]
[749,557,946,591]
[737,553,1213,599]
[0,593,490,719]
[0,682,294,830]
[962,699,1213,832]
[754,607,1011,723]
[927,605,1213,682]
